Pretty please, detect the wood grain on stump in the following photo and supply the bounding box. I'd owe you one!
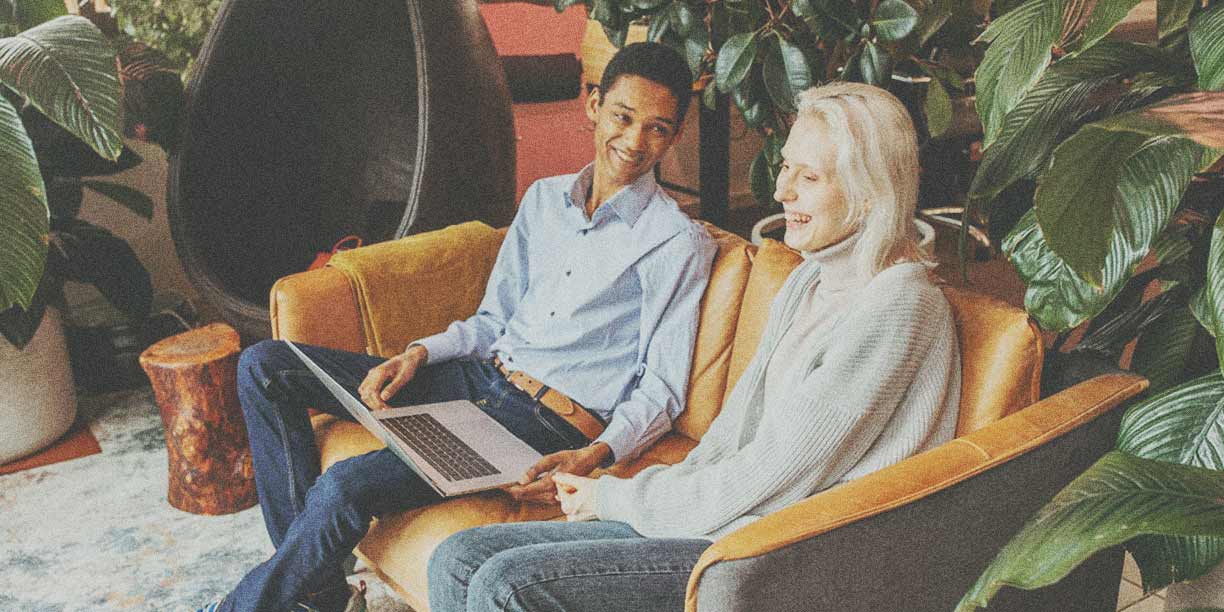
[139,323,256,515]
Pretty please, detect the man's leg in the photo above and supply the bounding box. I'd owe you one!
[428,521,712,612]
[229,341,463,612]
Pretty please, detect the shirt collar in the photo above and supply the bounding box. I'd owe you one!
[564,163,657,228]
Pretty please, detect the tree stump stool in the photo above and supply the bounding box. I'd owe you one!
[139,323,257,515]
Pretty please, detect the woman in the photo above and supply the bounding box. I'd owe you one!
[427,82,962,612]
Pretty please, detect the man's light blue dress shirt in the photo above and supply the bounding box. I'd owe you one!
[414,165,716,462]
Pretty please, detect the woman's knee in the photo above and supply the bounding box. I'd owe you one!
[466,548,535,612]
[429,529,492,597]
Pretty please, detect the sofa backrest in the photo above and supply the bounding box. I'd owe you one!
[706,238,1043,443]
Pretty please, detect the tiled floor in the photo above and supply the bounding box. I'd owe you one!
[1119,553,1167,611]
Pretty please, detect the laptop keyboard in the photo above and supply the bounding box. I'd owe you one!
[382,414,501,482]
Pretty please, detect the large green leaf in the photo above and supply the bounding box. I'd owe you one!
[1008,135,1208,329]
[1132,304,1207,395]
[957,451,1224,612]
[970,42,1175,203]
[0,86,46,313]
[1034,95,1224,288]
[871,0,918,43]
[1119,373,1224,475]
[761,36,812,113]
[974,0,1066,146]
[1118,373,1224,590]
[1159,0,1196,41]
[0,16,121,161]
[1193,285,1218,339]
[1208,213,1224,368]
[715,32,757,93]
[1191,4,1224,91]
[1071,0,1144,53]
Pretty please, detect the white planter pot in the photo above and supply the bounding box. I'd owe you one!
[750,214,937,251]
[0,306,78,464]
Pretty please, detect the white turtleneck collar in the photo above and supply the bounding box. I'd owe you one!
[802,231,870,292]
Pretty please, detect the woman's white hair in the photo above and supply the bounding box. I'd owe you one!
[794,82,929,277]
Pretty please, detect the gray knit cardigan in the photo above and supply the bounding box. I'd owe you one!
[594,258,962,540]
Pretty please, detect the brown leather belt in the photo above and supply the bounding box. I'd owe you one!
[492,356,605,441]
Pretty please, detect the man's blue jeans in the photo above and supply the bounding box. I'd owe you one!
[428,521,712,612]
[223,340,591,612]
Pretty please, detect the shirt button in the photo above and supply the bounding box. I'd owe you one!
[579,229,588,236]
[550,311,555,317]
[565,270,572,276]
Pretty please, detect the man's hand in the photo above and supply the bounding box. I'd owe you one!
[357,344,427,410]
[553,472,598,522]
[504,442,612,504]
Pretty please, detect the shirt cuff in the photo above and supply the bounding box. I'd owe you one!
[413,334,463,366]
[594,420,637,466]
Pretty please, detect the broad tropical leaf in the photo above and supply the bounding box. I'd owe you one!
[1191,4,1224,92]
[1034,95,1224,287]
[715,32,757,93]
[1208,213,1224,368]
[1194,285,1218,339]
[1071,0,1144,53]
[871,0,918,43]
[1118,373,1224,590]
[957,451,1224,612]
[762,36,812,113]
[54,218,151,322]
[970,42,1176,203]
[974,0,1066,145]
[1160,0,1196,41]
[0,16,122,161]
[1132,304,1207,395]
[1008,135,1208,329]
[0,87,47,313]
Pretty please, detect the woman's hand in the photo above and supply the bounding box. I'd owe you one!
[553,472,598,522]
[357,344,427,410]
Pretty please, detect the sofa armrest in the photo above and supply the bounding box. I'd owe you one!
[271,267,367,351]
[685,372,1148,612]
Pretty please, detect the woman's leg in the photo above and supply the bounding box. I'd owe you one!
[429,521,711,612]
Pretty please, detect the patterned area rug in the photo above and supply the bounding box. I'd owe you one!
[0,387,414,612]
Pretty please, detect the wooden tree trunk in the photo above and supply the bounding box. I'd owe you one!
[139,323,256,515]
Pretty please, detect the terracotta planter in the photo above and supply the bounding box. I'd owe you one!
[0,306,78,464]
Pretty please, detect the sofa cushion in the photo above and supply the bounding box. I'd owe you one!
[674,224,753,441]
[724,239,804,402]
[942,286,1043,435]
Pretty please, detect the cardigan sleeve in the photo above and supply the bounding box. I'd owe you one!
[594,270,954,538]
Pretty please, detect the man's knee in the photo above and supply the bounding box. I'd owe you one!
[238,339,283,385]
[466,547,543,612]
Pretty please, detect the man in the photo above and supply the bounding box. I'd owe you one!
[200,42,715,612]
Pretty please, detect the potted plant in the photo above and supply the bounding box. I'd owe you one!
[952,0,1224,610]
[0,5,173,463]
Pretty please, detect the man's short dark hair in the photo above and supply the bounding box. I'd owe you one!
[598,42,693,124]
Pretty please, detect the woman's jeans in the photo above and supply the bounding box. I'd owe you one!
[222,340,591,612]
[429,521,712,612]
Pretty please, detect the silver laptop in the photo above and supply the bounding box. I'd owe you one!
[284,341,543,497]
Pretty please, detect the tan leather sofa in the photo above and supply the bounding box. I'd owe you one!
[270,221,1148,612]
